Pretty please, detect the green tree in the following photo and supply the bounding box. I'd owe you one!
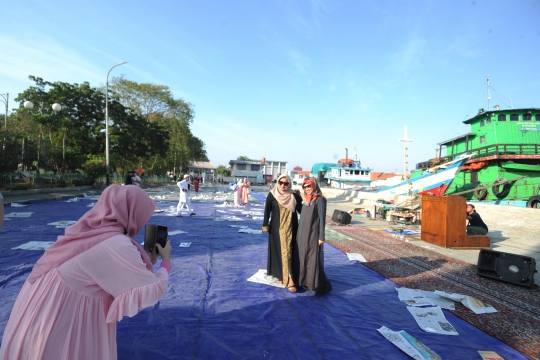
[237,156,254,161]
[107,76,207,174]
[14,76,169,174]
[216,165,231,176]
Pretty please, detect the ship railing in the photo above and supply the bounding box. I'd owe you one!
[440,143,540,164]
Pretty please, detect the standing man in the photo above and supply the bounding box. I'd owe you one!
[124,170,134,185]
[176,175,196,217]
[466,203,488,235]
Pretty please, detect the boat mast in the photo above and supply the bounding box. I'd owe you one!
[487,74,491,111]
[399,125,413,177]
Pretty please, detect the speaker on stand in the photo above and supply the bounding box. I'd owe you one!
[332,209,352,225]
[477,249,537,288]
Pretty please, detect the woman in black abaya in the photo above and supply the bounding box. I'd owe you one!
[262,175,302,292]
[297,177,332,296]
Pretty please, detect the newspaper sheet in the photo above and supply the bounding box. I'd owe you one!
[12,241,55,251]
[397,288,455,310]
[247,269,285,288]
[377,326,442,360]
[407,306,458,335]
[434,291,497,314]
[179,242,192,247]
[346,253,367,262]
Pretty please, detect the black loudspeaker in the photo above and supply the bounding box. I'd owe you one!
[477,249,537,288]
[332,209,352,225]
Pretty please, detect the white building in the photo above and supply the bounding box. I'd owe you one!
[229,159,288,183]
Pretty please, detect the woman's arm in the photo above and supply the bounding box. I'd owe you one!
[294,192,303,213]
[76,235,169,323]
[318,197,327,241]
[262,193,273,230]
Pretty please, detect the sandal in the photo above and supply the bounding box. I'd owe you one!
[287,285,297,293]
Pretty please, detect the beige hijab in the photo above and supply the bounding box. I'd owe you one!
[270,174,297,213]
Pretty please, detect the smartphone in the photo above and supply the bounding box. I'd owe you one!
[144,224,168,254]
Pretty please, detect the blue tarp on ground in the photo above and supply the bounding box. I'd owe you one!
[0,194,528,359]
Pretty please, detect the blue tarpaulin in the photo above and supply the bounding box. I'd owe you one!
[0,194,528,359]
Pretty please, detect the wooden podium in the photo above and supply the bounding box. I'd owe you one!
[421,195,490,249]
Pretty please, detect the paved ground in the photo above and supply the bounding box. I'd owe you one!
[3,182,539,285]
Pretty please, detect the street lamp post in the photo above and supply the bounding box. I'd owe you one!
[105,61,128,186]
[0,93,8,171]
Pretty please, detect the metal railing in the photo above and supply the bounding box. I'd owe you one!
[0,172,172,192]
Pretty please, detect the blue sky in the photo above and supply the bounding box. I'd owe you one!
[2,0,539,172]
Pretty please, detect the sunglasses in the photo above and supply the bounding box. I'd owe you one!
[303,184,312,189]
[278,181,289,186]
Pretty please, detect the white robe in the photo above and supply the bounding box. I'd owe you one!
[176,180,193,214]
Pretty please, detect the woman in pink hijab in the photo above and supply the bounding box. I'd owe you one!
[0,185,172,360]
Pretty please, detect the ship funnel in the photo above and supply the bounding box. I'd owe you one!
[494,105,500,110]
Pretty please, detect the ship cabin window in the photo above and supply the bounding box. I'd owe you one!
[498,114,506,121]
[510,114,519,121]
[536,114,540,121]
[354,170,360,175]
[480,120,485,127]
[479,135,486,143]
[522,114,532,121]
[486,118,491,124]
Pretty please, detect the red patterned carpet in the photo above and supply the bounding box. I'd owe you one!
[325,221,540,359]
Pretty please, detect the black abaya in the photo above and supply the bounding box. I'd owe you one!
[297,196,332,296]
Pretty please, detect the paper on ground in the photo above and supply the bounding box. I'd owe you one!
[407,306,458,335]
[5,212,33,218]
[215,216,245,222]
[13,241,55,250]
[229,225,248,228]
[10,203,28,207]
[238,228,263,234]
[179,242,191,247]
[169,230,188,236]
[377,326,442,360]
[397,288,455,310]
[47,220,77,228]
[435,291,497,314]
[65,197,79,202]
[251,216,264,221]
[478,350,504,360]
[346,253,367,262]
[247,269,285,288]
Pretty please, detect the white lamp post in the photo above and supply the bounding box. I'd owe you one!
[105,61,128,186]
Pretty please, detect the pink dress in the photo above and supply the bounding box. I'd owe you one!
[0,235,169,360]
[235,182,244,205]
[242,183,249,205]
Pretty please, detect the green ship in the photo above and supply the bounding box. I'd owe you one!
[416,106,540,208]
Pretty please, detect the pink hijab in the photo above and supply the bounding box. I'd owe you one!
[28,185,156,284]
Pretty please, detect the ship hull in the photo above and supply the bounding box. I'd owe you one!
[374,156,468,200]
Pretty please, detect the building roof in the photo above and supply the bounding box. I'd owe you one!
[438,133,476,146]
[463,107,540,124]
[229,160,262,165]
[187,161,216,170]
[370,172,402,180]
[292,166,303,171]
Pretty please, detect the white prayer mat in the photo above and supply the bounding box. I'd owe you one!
[48,220,77,228]
[238,228,263,235]
[12,241,55,250]
[5,212,34,218]
[247,269,285,288]
[179,242,191,247]
[228,225,248,228]
[346,253,367,262]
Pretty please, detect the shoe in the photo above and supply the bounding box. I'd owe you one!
[190,213,196,216]
[287,285,297,293]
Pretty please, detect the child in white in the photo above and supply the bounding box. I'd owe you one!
[176,175,195,216]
